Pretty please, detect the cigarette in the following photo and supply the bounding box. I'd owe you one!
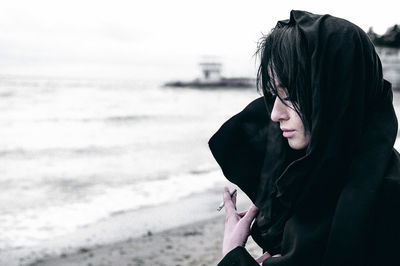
[217,189,237,211]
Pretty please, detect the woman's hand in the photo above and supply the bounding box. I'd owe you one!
[222,187,259,256]
[256,252,282,265]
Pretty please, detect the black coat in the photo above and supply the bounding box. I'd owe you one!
[209,10,400,266]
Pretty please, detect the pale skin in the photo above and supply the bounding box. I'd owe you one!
[270,86,310,150]
[222,187,282,265]
[222,89,310,264]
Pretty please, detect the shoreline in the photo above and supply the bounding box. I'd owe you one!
[2,186,256,266]
[30,215,263,266]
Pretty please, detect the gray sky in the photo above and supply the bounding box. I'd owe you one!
[0,0,398,80]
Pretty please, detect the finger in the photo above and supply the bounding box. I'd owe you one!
[223,187,236,215]
[231,190,237,209]
[256,251,271,264]
[241,204,258,225]
[238,211,247,217]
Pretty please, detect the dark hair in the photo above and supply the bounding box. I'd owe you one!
[256,22,312,132]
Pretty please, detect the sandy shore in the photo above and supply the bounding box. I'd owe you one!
[1,187,257,266]
[29,216,262,266]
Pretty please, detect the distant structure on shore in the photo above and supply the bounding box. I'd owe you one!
[368,25,400,90]
[164,58,255,88]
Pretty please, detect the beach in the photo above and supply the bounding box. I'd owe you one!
[11,187,260,266]
[0,76,260,265]
[1,76,400,266]
[1,2,400,265]
[30,215,262,266]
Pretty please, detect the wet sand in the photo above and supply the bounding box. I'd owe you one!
[30,216,262,266]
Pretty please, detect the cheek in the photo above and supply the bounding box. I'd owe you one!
[291,111,310,146]
[298,127,311,148]
[290,110,305,132]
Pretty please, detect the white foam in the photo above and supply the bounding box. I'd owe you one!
[0,169,223,251]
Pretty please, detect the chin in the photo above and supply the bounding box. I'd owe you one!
[288,139,308,150]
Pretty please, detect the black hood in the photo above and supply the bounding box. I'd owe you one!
[209,10,398,265]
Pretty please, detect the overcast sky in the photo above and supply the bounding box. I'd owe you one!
[0,0,398,80]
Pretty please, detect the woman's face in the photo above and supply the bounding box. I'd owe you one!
[270,87,311,150]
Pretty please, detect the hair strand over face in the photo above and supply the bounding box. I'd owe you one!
[256,23,312,133]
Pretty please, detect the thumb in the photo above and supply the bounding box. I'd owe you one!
[256,251,271,264]
[241,204,258,225]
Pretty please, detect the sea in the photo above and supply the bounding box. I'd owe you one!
[1,75,400,265]
[0,75,260,265]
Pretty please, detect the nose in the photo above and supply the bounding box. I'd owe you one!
[270,97,289,122]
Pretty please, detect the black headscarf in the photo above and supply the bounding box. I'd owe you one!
[209,10,398,265]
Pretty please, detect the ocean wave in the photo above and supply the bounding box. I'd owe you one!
[108,168,223,213]
[37,115,152,124]
[0,146,125,159]
[104,115,150,123]
[0,168,224,251]
[0,91,14,98]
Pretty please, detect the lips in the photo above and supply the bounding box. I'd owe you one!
[281,128,295,138]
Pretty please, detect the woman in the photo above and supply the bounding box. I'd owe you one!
[209,10,400,266]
